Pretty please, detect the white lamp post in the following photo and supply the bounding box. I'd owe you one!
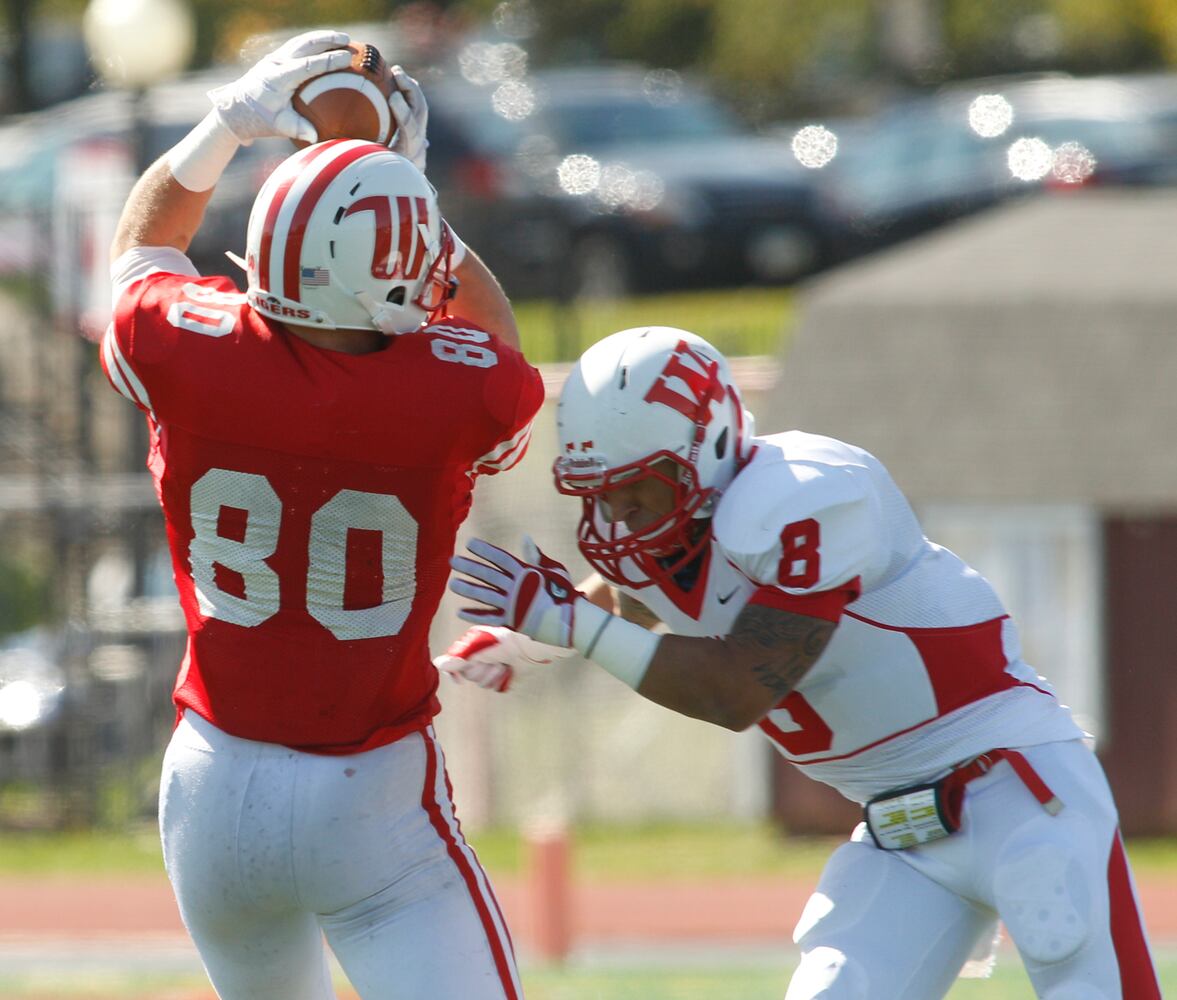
[83,0,195,90]
[82,0,196,181]
[82,0,195,595]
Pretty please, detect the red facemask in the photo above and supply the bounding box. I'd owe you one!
[553,449,714,589]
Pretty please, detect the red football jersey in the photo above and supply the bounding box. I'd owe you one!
[102,271,543,753]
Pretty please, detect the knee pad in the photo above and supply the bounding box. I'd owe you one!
[785,947,868,1000]
[994,842,1089,964]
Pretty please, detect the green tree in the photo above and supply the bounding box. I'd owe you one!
[0,551,51,637]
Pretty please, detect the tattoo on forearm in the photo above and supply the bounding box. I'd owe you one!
[731,605,835,699]
[618,592,662,629]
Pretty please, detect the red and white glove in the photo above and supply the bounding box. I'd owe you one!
[433,625,574,693]
[449,537,582,647]
[388,66,429,172]
[450,536,660,691]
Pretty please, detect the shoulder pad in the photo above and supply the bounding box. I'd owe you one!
[714,454,882,593]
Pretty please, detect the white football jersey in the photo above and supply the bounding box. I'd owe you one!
[619,431,1083,803]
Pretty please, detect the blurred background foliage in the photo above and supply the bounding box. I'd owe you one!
[0,549,51,638]
[6,0,1177,119]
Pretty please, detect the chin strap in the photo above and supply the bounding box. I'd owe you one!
[355,291,406,336]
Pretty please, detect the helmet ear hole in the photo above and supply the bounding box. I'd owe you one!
[386,286,406,305]
[714,426,728,460]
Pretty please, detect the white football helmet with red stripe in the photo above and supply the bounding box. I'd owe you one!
[245,139,455,335]
[553,326,755,588]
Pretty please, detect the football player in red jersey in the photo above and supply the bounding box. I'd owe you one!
[442,327,1160,999]
[100,30,538,1000]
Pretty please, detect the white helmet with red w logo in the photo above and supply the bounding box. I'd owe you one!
[553,326,755,588]
[245,139,455,335]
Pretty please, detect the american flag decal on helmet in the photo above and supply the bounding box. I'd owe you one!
[300,267,330,286]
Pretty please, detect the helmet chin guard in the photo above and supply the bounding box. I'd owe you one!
[245,140,455,336]
[553,327,754,590]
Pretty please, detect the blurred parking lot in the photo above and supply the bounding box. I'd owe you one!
[814,71,1177,259]
[425,64,834,299]
[2,39,1177,310]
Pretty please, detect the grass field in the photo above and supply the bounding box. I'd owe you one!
[527,956,1177,999]
[2,819,1173,880]
[513,286,795,364]
[2,951,1176,999]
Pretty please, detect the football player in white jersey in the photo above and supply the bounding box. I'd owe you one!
[441,326,1160,999]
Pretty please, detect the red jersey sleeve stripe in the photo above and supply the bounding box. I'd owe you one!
[101,325,153,412]
[475,421,534,475]
[748,577,861,623]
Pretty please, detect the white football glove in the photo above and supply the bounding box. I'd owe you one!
[449,536,583,648]
[434,625,574,693]
[208,30,355,145]
[388,65,429,172]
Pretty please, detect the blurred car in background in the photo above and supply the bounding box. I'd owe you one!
[814,72,1177,259]
[425,65,835,299]
[0,59,832,307]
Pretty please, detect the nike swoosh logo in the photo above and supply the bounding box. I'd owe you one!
[717,588,739,605]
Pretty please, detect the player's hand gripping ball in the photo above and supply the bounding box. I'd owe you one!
[291,41,396,148]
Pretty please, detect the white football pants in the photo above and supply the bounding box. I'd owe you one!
[785,739,1160,1000]
[159,711,522,1000]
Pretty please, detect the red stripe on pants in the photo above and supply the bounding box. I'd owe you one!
[1107,830,1161,998]
[420,731,520,1000]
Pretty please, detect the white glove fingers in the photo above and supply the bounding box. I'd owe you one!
[279,30,351,59]
[433,653,466,679]
[465,538,524,574]
[450,553,513,591]
[270,48,353,92]
[521,534,540,564]
[273,107,318,144]
[449,576,508,611]
[211,31,357,146]
[387,88,412,130]
[391,66,422,97]
[385,65,428,170]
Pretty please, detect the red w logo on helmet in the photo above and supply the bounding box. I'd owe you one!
[643,339,726,424]
[343,195,431,280]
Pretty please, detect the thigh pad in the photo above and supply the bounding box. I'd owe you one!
[994,842,1089,964]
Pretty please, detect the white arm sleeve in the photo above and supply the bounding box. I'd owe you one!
[111,246,200,305]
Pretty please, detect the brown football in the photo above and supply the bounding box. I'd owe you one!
[291,41,395,148]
